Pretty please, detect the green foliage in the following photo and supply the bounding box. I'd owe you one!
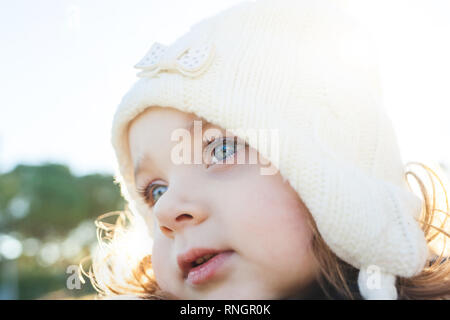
[0,163,125,299]
[0,163,124,238]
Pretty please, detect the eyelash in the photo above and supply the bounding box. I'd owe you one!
[136,182,156,204]
[137,136,247,206]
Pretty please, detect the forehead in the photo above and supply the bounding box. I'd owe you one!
[128,106,192,160]
[129,106,195,140]
[127,106,217,179]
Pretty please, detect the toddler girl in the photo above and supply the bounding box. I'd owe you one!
[87,0,450,299]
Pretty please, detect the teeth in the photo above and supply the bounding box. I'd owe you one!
[195,257,204,264]
[194,254,215,266]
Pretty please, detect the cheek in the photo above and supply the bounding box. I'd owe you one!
[150,235,174,293]
[230,175,313,264]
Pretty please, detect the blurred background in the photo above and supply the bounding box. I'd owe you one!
[0,0,449,299]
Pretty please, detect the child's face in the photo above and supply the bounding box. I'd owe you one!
[128,106,319,299]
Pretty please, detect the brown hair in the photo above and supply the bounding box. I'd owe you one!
[81,162,450,300]
[309,162,450,300]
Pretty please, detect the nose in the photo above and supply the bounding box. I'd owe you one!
[153,184,209,238]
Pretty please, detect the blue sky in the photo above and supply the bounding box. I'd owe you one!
[1,0,449,176]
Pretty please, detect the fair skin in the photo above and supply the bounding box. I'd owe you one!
[128,106,320,299]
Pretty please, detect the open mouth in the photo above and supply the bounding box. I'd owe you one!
[185,251,234,285]
[177,248,234,282]
[191,253,219,268]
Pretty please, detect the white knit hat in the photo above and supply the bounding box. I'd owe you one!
[110,0,428,299]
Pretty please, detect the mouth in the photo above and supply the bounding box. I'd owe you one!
[177,248,234,283]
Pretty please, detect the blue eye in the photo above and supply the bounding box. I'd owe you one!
[212,138,236,162]
[138,183,167,206]
[150,185,167,205]
[205,137,245,166]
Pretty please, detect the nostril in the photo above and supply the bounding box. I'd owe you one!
[160,226,172,234]
[175,213,192,222]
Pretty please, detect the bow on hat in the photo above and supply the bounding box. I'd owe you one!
[134,42,215,78]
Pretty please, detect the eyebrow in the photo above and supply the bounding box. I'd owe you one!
[133,118,216,181]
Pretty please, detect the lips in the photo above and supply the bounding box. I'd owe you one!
[177,248,233,278]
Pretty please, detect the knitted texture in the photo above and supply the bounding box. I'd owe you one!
[111,0,428,299]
